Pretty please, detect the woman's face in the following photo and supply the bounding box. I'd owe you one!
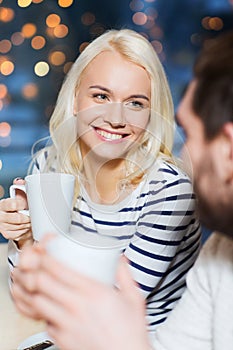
[73,50,151,163]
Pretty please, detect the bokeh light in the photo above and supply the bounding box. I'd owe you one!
[202,16,224,31]
[209,17,223,30]
[11,32,25,46]
[129,0,144,12]
[151,40,163,54]
[21,23,37,38]
[31,36,46,50]
[79,41,89,53]
[89,24,105,36]
[81,12,96,26]
[0,40,12,54]
[22,83,39,99]
[0,7,15,22]
[54,24,69,38]
[0,61,14,76]
[34,61,50,77]
[132,12,148,25]
[63,61,73,74]
[49,51,66,66]
[0,122,11,137]
[149,26,163,39]
[17,0,32,8]
[46,14,61,28]
[58,0,73,8]
[0,136,11,147]
[46,27,55,38]
[0,85,8,99]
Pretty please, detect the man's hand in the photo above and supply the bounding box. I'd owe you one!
[12,237,151,350]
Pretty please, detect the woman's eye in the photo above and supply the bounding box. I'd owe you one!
[126,101,144,109]
[93,93,108,101]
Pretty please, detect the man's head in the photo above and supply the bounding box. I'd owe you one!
[177,31,233,236]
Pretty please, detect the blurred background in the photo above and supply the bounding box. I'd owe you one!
[0,0,233,242]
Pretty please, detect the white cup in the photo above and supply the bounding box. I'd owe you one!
[47,233,123,285]
[9,173,75,241]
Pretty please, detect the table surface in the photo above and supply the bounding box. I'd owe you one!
[0,243,46,350]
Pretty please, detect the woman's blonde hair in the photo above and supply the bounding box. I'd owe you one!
[33,29,174,196]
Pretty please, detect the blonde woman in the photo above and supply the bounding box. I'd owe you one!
[0,29,201,331]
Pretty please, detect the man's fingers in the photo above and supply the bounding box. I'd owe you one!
[116,256,143,304]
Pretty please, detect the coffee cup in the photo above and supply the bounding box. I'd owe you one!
[9,173,75,241]
[47,232,123,285]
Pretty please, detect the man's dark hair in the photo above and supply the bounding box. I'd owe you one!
[192,30,233,139]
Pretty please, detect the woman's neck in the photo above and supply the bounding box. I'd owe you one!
[82,157,132,205]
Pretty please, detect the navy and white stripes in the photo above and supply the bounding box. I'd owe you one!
[70,158,201,331]
[8,155,201,332]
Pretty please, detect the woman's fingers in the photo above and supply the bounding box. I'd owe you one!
[0,197,28,213]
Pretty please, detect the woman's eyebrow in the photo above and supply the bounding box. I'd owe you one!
[89,85,112,93]
[89,86,149,101]
[128,94,149,101]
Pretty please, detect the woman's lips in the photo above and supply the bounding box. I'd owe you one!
[94,127,129,142]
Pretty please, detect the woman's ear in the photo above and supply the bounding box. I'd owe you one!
[73,92,78,116]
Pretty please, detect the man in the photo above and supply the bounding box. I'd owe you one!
[12,30,233,350]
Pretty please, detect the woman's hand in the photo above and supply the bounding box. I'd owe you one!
[0,178,33,249]
[12,238,151,350]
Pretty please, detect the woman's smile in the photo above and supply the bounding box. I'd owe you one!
[94,126,130,142]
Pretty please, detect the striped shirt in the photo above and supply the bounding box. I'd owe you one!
[8,154,201,332]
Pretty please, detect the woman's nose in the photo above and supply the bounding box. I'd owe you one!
[103,102,126,127]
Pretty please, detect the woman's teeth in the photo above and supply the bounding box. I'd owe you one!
[96,129,123,140]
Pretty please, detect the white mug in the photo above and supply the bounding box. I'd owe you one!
[10,173,75,241]
[47,233,123,285]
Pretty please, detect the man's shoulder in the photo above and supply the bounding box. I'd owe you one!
[203,231,233,259]
[195,232,233,278]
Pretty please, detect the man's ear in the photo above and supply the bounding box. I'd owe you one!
[222,123,233,160]
[222,122,233,183]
